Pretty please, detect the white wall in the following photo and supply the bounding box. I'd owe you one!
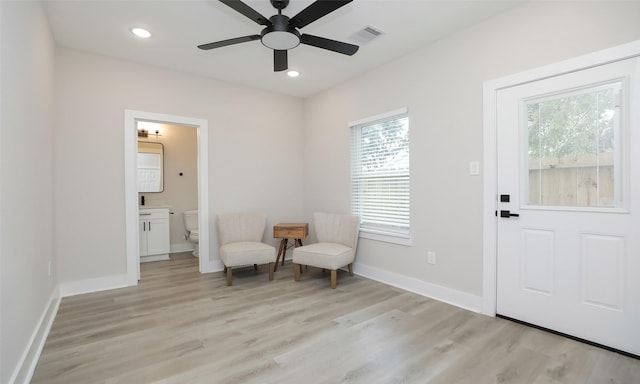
[0,1,57,382]
[302,1,640,304]
[54,47,305,283]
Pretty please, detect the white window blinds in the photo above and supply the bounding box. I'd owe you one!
[350,110,410,238]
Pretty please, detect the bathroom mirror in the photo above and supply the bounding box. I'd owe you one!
[137,141,164,192]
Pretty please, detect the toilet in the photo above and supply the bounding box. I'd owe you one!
[183,210,199,257]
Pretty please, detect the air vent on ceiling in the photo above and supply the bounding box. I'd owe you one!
[349,26,384,45]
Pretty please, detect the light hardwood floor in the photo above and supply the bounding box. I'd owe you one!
[32,253,640,384]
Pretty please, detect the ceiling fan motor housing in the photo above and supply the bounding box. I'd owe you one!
[261,14,300,50]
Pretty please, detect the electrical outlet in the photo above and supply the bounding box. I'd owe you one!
[427,251,436,265]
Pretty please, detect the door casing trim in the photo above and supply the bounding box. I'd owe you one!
[481,40,640,316]
[124,110,212,285]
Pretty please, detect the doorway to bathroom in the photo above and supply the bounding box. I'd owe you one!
[138,122,197,261]
[124,110,211,284]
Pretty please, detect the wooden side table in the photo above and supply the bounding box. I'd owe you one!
[273,223,309,272]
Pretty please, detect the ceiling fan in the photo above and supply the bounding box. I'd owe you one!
[198,0,359,72]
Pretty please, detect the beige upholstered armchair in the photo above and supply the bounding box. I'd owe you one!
[292,212,360,288]
[217,213,276,286]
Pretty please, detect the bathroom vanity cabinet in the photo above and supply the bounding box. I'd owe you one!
[139,207,170,262]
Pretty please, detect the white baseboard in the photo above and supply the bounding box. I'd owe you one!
[170,242,194,254]
[205,259,224,273]
[353,263,482,313]
[59,274,131,298]
[140,254,170,263]
[9,289,60,384]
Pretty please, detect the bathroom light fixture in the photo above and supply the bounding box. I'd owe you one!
[131,27,151,39]
[287,70,300,78]
[137,129,161,138]
[137,121,162,138]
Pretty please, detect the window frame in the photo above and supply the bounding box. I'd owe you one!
[522,80,626,211]
[349,107,411,246]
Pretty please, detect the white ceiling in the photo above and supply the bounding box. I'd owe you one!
[43,0,523,98]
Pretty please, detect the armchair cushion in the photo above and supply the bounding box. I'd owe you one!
[314,212,359,249]
[220,241,276,267]
[292,242,355,270]
[217,213,267,245]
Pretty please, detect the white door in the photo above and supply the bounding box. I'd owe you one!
[139,218,149,257]
[146,218,170,256]
[496,57,640,355]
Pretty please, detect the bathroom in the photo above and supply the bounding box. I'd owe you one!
[137,121,198,261]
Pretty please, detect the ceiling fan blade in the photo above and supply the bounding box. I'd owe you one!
[198,35,260,50]
[219,0,271,26]
[290,0,352,29]
[274,50,288,72]
[300,34,359,56]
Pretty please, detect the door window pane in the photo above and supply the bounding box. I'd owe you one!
[525,82,622,208]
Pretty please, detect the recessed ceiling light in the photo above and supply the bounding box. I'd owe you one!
[131,28,151,39]
[287,70,300,78]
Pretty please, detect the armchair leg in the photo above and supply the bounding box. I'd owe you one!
[226,267,233,286]
[330,270,337,289]
[294,264,301,281]
[348,263,354,276]
[268,262,274,281]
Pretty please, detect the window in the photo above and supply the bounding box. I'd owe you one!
[350,108,410,244]
[525,81,623,208]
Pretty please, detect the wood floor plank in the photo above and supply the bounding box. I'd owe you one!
[31,253,640,384]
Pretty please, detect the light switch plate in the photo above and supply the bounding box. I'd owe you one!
[469,161,480,176]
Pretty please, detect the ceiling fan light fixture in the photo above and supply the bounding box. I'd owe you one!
[261,30,300,50]
[261,13,300,50]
